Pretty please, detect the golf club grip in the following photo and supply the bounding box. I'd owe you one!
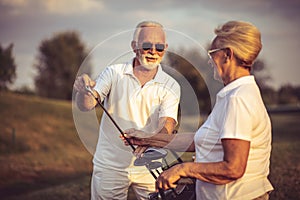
[94,97,136,151]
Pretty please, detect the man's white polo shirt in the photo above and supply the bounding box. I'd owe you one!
[93,59,180,171]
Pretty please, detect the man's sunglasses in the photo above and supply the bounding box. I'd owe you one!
[141,42,166,52]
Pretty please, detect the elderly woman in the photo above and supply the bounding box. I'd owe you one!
[124,21,273,200]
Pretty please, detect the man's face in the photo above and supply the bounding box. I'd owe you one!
[135,27,167,70]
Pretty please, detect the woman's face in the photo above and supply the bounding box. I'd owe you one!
[208,47,225,83]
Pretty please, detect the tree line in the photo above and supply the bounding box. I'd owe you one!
[1,31,299,113]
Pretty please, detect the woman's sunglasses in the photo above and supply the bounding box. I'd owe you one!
[141,42,165,52]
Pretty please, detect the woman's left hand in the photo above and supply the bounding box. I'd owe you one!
[156,164,183,190]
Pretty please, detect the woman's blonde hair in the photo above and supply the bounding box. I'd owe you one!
[214,21,262,66]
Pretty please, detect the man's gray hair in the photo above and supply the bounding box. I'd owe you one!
[133,21,164,42]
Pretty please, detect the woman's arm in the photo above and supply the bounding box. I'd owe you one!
[156,139,250,189]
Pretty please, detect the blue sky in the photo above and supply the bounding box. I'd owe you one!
[1,0,300,90]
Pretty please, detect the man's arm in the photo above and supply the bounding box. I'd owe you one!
[157,117,177,134]
[74,74,98,111]
[132,117,177,157]
[75,92,98,111]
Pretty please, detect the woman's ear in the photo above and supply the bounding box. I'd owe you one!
[224,48,233,59]
[222,48,234,65]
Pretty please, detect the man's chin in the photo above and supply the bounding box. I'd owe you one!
[142,63,158,70]
[137,56,160,70]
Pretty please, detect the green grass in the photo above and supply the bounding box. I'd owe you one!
[0,92,299,199]
[268,113,300,200]
[0,92,93,199]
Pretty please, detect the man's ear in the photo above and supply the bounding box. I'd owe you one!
[165,43,168,51]
[131,41,137,53]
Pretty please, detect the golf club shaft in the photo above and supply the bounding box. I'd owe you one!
[85,86,136,151]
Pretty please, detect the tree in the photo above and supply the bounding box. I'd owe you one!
[163,49,212,115]
[0,43,16,90]
[34,31,91,100]
[251,59,277,105]
[278,84,299,104]
[251,59,272,89]
[163,47,277,114]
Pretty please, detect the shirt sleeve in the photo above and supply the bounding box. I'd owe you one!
[93,66,114,102]
[159,81,181,124]
[220,96,252,141]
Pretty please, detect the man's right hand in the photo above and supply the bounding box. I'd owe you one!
[74,74,96,94]
[74,74,98,111]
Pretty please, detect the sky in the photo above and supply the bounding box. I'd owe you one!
[1,0,300,90]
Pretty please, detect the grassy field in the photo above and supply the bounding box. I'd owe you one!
[268,112,300,199]
[0,92,299,199]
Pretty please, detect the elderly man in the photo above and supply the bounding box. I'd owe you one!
[74,21,180,200]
